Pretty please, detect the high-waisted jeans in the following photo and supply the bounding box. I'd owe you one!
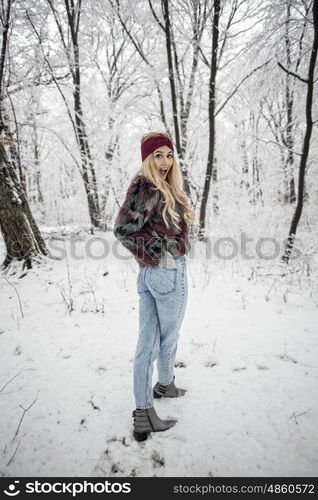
[134,256,188,409]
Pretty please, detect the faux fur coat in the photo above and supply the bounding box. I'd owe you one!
[114,175,190,267]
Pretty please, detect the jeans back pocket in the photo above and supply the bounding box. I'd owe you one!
[148,267,177,296]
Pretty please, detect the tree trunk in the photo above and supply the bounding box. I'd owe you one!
[0,0,47,270]
[162,0,181,158]
[161,0,191,196]
[199,0,220,237]
[65,0,101,228]
[252,113,263,205]
[100,114,118,226]
[44,0,101,228]
[32,119,44,204]
[282,0,318,263]
[239,121,250,192]
[0,144,48,269]
[284,0,296,203]
[152,0,207,199]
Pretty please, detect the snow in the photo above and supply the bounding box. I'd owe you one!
[0,230,317,477]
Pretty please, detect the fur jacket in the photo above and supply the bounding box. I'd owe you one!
[114,175,190,267]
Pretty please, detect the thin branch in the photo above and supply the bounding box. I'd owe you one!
[0,370,24,393]
[198,45,210,67]
[15,391,40,438]
[148,0,165,31]
[47,0,73,75]
[26,10,76,133]
[2,275,24,318]
[278,61,308,83]
[289,410,309,425]
[215,60,271,116]
[7,72,71,96]
[6,440,21,466]
[19,122,82,174]
[64,240,74,313]
[255,136,302,156]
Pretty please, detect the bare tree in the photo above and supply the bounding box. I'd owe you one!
[198,0,269,237]
[282,0,318,263]
[111,0,170,131]
[198,0,220,237]
[236,110,264,205]
[88,2,143,225]
[279,0,312,204]
[0,0,48,270]
[250,111,263,205]
[260,0,311,204]
[27,0,102,229]
[111,0,209,198]
[282,0,296,203]
[151,0,210,197]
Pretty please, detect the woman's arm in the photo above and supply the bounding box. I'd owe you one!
[114,176,164,267]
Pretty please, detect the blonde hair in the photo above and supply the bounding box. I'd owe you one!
[135,132,195,229]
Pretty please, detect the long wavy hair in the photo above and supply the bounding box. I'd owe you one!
[135,132,195,229]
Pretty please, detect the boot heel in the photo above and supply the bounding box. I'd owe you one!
[153,391,162,399]
[134,431,149,442]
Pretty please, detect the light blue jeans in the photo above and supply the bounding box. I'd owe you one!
[134,256,188,409]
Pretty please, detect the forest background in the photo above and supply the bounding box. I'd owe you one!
[0,0,317,478]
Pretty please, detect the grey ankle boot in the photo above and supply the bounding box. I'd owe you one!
[132,407,177,442]
[153,376,187,398]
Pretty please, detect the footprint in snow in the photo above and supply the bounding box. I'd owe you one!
[93,436,165,477]
[277,354,298,364]
[175,360,186,368]
[204,359,217,368]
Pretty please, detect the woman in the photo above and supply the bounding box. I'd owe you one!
[114,132,195,441]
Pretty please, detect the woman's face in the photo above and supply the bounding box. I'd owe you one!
[153,145,174,180]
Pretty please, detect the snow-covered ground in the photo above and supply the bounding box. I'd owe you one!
[0,228,317,477]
